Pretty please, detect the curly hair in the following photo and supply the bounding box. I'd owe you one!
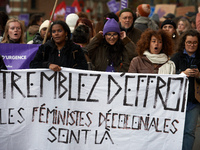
[176,29,200,56]
[136,29,174,56]
[1,18,25,43]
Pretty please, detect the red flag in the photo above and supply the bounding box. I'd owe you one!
[71,0,81,12]
[50,1,66,20]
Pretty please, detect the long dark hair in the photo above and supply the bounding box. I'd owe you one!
[102,37,124,66]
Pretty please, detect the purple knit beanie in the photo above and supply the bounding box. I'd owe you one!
[103,18,120,36]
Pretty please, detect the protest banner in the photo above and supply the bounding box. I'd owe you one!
[107,0,120,13]
[51,1,66,21]
[18,14,29,27]
[120,0,128,10]
[176,6,195,18]
[66,6,76,17]
[154,4,176,22]
[71,0,81,12]
[0,68,188,150]
[0,43,40,70]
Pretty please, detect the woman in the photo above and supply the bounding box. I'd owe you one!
[26,14,43,43]
[171,29,200,150]
[128,29,175,74]
[0,11,9,42]
[1,18,25,43]
[72,25,93,70]
[30,20,88,71]
[161,19,179,52]
[27,20,51,44]
[177,17,191,35]
[86,18,137,72]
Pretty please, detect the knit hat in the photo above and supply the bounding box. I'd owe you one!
[137,4,150,17]
[119,8,134,17]
[161,19,176,29]
[65,13,79,33]
[103,18,120,36]
[39,20,50,33]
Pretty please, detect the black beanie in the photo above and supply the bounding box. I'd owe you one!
[119,8,134,17]
[161,19,176,29]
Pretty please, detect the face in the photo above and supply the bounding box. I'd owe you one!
[119,12,133,29]
[105,32,119,45]
[149,36,163,54]
[191,22,196,29]
[40,27,50,39]
[78,22,86,26]
[185,36,198,56]
[37,17,44,26]
[162,24,175,36]
[178,21,185,32]
[51,24,67,45]
[8,22,22,42]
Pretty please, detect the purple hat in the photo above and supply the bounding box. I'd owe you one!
[103,18,120,36]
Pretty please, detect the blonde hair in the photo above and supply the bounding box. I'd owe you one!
[1,18,25,43]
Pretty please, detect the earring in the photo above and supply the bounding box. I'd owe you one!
[65,36,68,41]
[172,33,176,39]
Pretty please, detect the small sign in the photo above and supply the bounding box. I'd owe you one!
[18,14,29,27]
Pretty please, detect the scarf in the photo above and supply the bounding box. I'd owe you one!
[143,51,176,74]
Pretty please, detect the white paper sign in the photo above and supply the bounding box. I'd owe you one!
[0,68,188,150]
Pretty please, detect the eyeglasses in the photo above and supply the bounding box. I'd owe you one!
[105,33,118,39]
[185,41,198,46]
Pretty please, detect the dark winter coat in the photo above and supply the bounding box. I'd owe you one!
[86,33,137,72]
[29,40,88,70]
[120,24,142,45]
[171,52,200,103]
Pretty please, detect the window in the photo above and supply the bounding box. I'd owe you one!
[31,0,36,9]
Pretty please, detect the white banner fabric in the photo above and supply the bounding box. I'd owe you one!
[0,68,188,150]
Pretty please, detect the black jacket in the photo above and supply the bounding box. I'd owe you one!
[171,52,200,103]
[29,40,88,70]
[32,33,43,44]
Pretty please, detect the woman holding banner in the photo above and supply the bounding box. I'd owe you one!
[29,20,88,71]
[171,29,200,150]
[1,18,25,44]
[128,29,175,74]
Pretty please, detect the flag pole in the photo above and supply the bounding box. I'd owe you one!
[43,0,58,44]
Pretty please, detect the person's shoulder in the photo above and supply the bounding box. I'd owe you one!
[39,40,54,50]
[27,40,33,44]
[68,40,82,51]
[131,27,142,34]
[131,56,143,61]
[171,52,183,61]
[171,52,182,58]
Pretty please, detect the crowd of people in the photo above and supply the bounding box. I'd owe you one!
[1,3,200,150]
